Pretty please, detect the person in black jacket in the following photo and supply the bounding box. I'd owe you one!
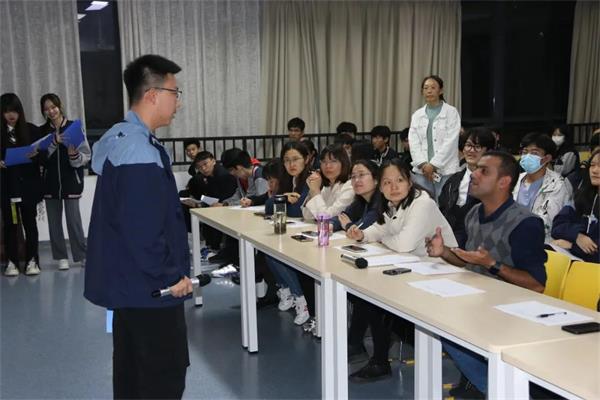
[371,125,398,166]
[438,127,496,247]
[1,93,43,276]
[38,93,91,270]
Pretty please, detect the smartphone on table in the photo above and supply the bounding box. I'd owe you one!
[561,322,600,335]
[341,244,367,253]
[383,267,411,275]
[291,234,313,242]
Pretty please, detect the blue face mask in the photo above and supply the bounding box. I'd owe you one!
[520,154,544,174]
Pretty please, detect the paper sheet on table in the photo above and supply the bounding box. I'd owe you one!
[4,145,35,166]
[408,279,485,297]
[494,301,593,326]
[335,243,391,257]
[362,254,420,266]
[408,261,467,275]
[180,197,202,206]
[62,120,85,147]
[200,195,219,205]
[228,205,265,212]
[328,232,347,241]
[546,243,583,261]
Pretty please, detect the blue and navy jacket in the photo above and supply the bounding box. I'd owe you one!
[84,111,191,309]
[330,191,382,232]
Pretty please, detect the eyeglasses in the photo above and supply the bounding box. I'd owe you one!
[148,87,182,100]
[350,173,371,181]
[283,157,304,165]
[320,159,340,167]
[463,142,484,152]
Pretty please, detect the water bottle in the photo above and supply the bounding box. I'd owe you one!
[273,195,287,234]
[317,213,330,247]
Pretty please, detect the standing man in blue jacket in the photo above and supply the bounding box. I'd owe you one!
[84,54,193,399]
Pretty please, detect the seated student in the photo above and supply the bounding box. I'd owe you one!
[551,125,579,178]
[184,138,201,176]
[438,127,496,247]
[513,132,572,238]
[186,151,237,254]
[350,140,375,164]
[398,127,412,167]
[330,160,383,362]
[220,148,268,206]
[264,141,311,325]
[427,151,547,398]
[287,117,305,141]
[371,125,398,166]
[302,144,354,221]
[336,121,358,138]
[551,148,600,263]
[346,159,457,381]
[242,158,285,207]
[335,121,358,158]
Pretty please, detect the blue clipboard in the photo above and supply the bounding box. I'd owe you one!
[36,134,54,151]
[4,145,35,166]
[63,120,85,147]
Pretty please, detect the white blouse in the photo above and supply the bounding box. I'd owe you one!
[302,180,355,221]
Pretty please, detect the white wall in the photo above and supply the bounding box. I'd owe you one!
[37,171,190,241]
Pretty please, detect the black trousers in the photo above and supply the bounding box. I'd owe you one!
[1,199,39,265]
[113,304,189,400]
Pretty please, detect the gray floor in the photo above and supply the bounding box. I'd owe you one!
[1,242,462,399]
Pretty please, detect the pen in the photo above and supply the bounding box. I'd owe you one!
[536,311,567,318]
[355,222,364,229]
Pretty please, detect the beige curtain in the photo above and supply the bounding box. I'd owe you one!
[567,1,600,124]
[0,0,85,126]
[118,0,261,139]
[260,1,461,134]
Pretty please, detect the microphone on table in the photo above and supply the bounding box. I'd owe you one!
[151,275,210,298]
[340,253,368,269]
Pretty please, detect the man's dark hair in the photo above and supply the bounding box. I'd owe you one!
[336,121,357,135]
[334,133,355,146]
[221,147,252,169]
[399,127,409,141]
[262,158,285,180]
[123,54,181,105]
[194,151,214,163]
[351,140,374,163]
[520,132,557,159]
[466,127,496,151]
[183,138,200,149]
[370,125,391,139]
[287,117,305,132]
[590,132,600,152]
[483,150,520,193]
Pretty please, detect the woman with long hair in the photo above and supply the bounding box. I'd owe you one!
[38,93,91,270]
[408,75,461,201]
[1,93,43,276]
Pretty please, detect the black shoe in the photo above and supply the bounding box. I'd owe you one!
[230,272,240,285]
[197,273,212,287]
[208,253,233,266]
[449,378,485,399]
[349,359,391,383]
[348,343,369,364]
[256,294,278,309]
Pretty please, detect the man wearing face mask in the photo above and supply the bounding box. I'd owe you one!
[513,132,573,238]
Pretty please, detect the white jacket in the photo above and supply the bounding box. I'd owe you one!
[512,168,573,238]
[409,102,461,176]
[302,180,355,221]
[362,191,458,257]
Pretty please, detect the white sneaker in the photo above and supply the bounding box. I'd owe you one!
[210,264,237,278]
[25,259,40,276]
[58,259,70,270]
[294,295,310,325]
[277,287,294,311]
[4,261,19,277]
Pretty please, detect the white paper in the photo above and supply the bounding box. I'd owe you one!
[408,279,485,298]
[546,243,583,261]
[180,197,202,205]
[200,195,220,206]
[227,205,265,212]
[363,254,420,266]
[495,301,593,326]
[328,232,347,241]
[335,243,391,257]
[409,261,467,275]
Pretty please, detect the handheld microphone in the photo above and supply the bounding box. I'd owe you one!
[340,253,368,269]
[152,276,204,298]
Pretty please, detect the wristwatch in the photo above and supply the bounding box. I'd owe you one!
[489,260,502,276]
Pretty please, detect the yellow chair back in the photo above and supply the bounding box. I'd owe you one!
[561,261,600,310]
[543,250,571,298]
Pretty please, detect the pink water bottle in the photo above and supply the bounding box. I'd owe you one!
[317,213,330,247]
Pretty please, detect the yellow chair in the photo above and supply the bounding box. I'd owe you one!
[561,261,600,311]
[543,250,572,298]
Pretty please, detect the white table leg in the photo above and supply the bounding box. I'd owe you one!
[191,213,203,306]
[315,280,322,338]
[333,280,348,400]
[243,239,258,353]
[414,325,442,400]
[239,238,249,349]
[320,277,335,400]
[488,353,529,400]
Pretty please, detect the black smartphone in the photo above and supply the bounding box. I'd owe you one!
[341,244,367,253]
[302,230,318,237]
[383,267,411,276]
[291,234,313,242]
[561,322,600,335]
